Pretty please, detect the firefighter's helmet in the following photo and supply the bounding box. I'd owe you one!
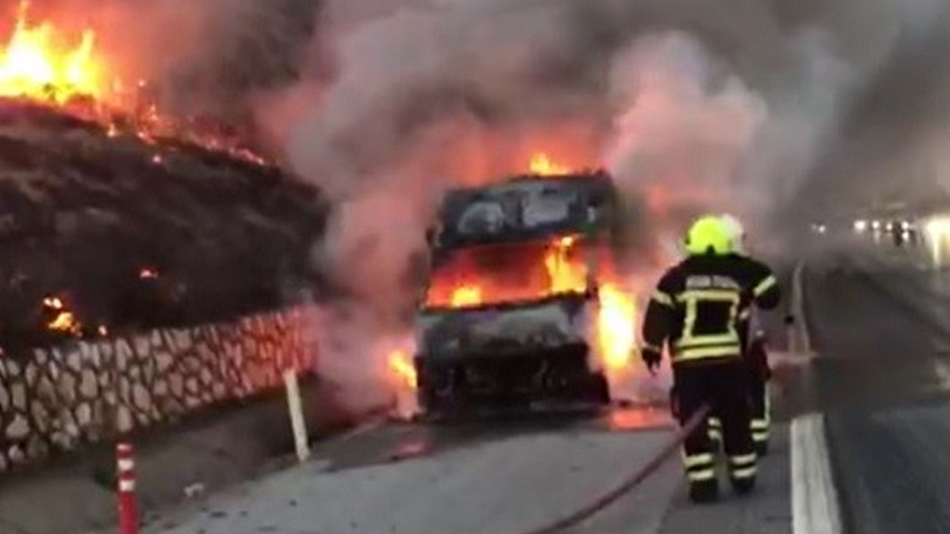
[685,215,730,255]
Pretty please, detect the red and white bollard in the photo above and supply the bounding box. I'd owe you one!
[116,442,138,534]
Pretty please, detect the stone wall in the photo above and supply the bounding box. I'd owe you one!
[0,307,312,474]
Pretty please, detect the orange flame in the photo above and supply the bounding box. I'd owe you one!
[597,283,637,371]
[0,1,105,104]
[388,350,417,389]
[450,285,482,307]
[425,237,589,309]
[529,152,570,175]
[422,234,640,375]
[545,236,588,294]
[43,295,82,336]
[0,2,269,165]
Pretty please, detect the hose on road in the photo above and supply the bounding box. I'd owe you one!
[513,403,711,534]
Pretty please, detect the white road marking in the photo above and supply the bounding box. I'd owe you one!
[931,359,950,392]
[791,413,842,534]
[789,262,812,354]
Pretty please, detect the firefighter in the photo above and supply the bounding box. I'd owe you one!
[641,215,780,503]
[720,213,773,455]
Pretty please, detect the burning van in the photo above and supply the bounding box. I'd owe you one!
[411,169,637,414]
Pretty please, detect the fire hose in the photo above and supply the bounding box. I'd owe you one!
[512,403,711,534]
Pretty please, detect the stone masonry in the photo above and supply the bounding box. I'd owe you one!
[0,307,312,474]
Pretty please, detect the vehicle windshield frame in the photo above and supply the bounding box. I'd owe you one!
[430,171,615,251]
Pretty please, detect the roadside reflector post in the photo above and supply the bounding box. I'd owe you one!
[283,368,311,463]
[116,442,138,534]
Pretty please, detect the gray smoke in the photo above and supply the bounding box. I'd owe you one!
[243,0,950,407]
[28,0,947,406]
[265,0,901,296]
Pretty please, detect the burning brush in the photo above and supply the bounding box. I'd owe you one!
[0,0,266,164]
[41,295,81,337]
[0,3,326,352]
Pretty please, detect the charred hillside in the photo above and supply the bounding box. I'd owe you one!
[0,101,328,352]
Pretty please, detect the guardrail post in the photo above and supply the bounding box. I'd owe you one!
[283,368,311,463]
[116,442,138,534]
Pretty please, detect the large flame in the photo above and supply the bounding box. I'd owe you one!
[427,237,589,308]
[0,1,266,165]
[388,349,417,389]
[424,236,639,373]
[0,1,105,104]
[596,282,638,371]
[529,152,571,175]
[545,236,588,294]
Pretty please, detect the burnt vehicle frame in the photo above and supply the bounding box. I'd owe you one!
[412,170,623,415]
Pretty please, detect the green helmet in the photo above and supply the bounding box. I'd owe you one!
[685,215,730,255]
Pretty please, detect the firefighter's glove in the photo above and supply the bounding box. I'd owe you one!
[642,348,661,375]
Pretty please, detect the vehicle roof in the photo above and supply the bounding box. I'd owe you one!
[432,170,619,249]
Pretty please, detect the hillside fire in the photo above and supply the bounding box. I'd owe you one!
[0,0,266,164]
[0,1,102,103]
[0,3,326,353]
[42,295,82,337]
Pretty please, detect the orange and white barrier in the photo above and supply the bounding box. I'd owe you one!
[116,442,138,534]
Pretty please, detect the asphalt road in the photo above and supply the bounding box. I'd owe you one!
[113,259,840,534]
[805,240,950,534]
[121,239,950,534]
[136,405,793,534]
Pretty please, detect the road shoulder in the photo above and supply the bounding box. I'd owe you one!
[657,425,793,534]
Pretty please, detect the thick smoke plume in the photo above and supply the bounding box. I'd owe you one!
[19,0,950,407]
[257,0,950,407]
[255,0,869,406]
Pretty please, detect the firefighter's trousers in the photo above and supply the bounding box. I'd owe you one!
[709,373,770,454]
[674,360,756,496]
[748,372,770,454]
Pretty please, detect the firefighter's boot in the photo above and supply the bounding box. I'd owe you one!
[685,452,718,504]
[729,453,757,496]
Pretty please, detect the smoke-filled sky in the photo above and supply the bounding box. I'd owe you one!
[254,0,949,275]
[31,0,941,304]
[14,0,950,219]
[14,0,950,222]
[4,0,948,271]
[11,0,950,407]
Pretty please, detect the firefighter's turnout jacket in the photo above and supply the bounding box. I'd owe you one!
[642,254,780,365]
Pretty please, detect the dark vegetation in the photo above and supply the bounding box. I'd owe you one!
[0,101,329,353]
